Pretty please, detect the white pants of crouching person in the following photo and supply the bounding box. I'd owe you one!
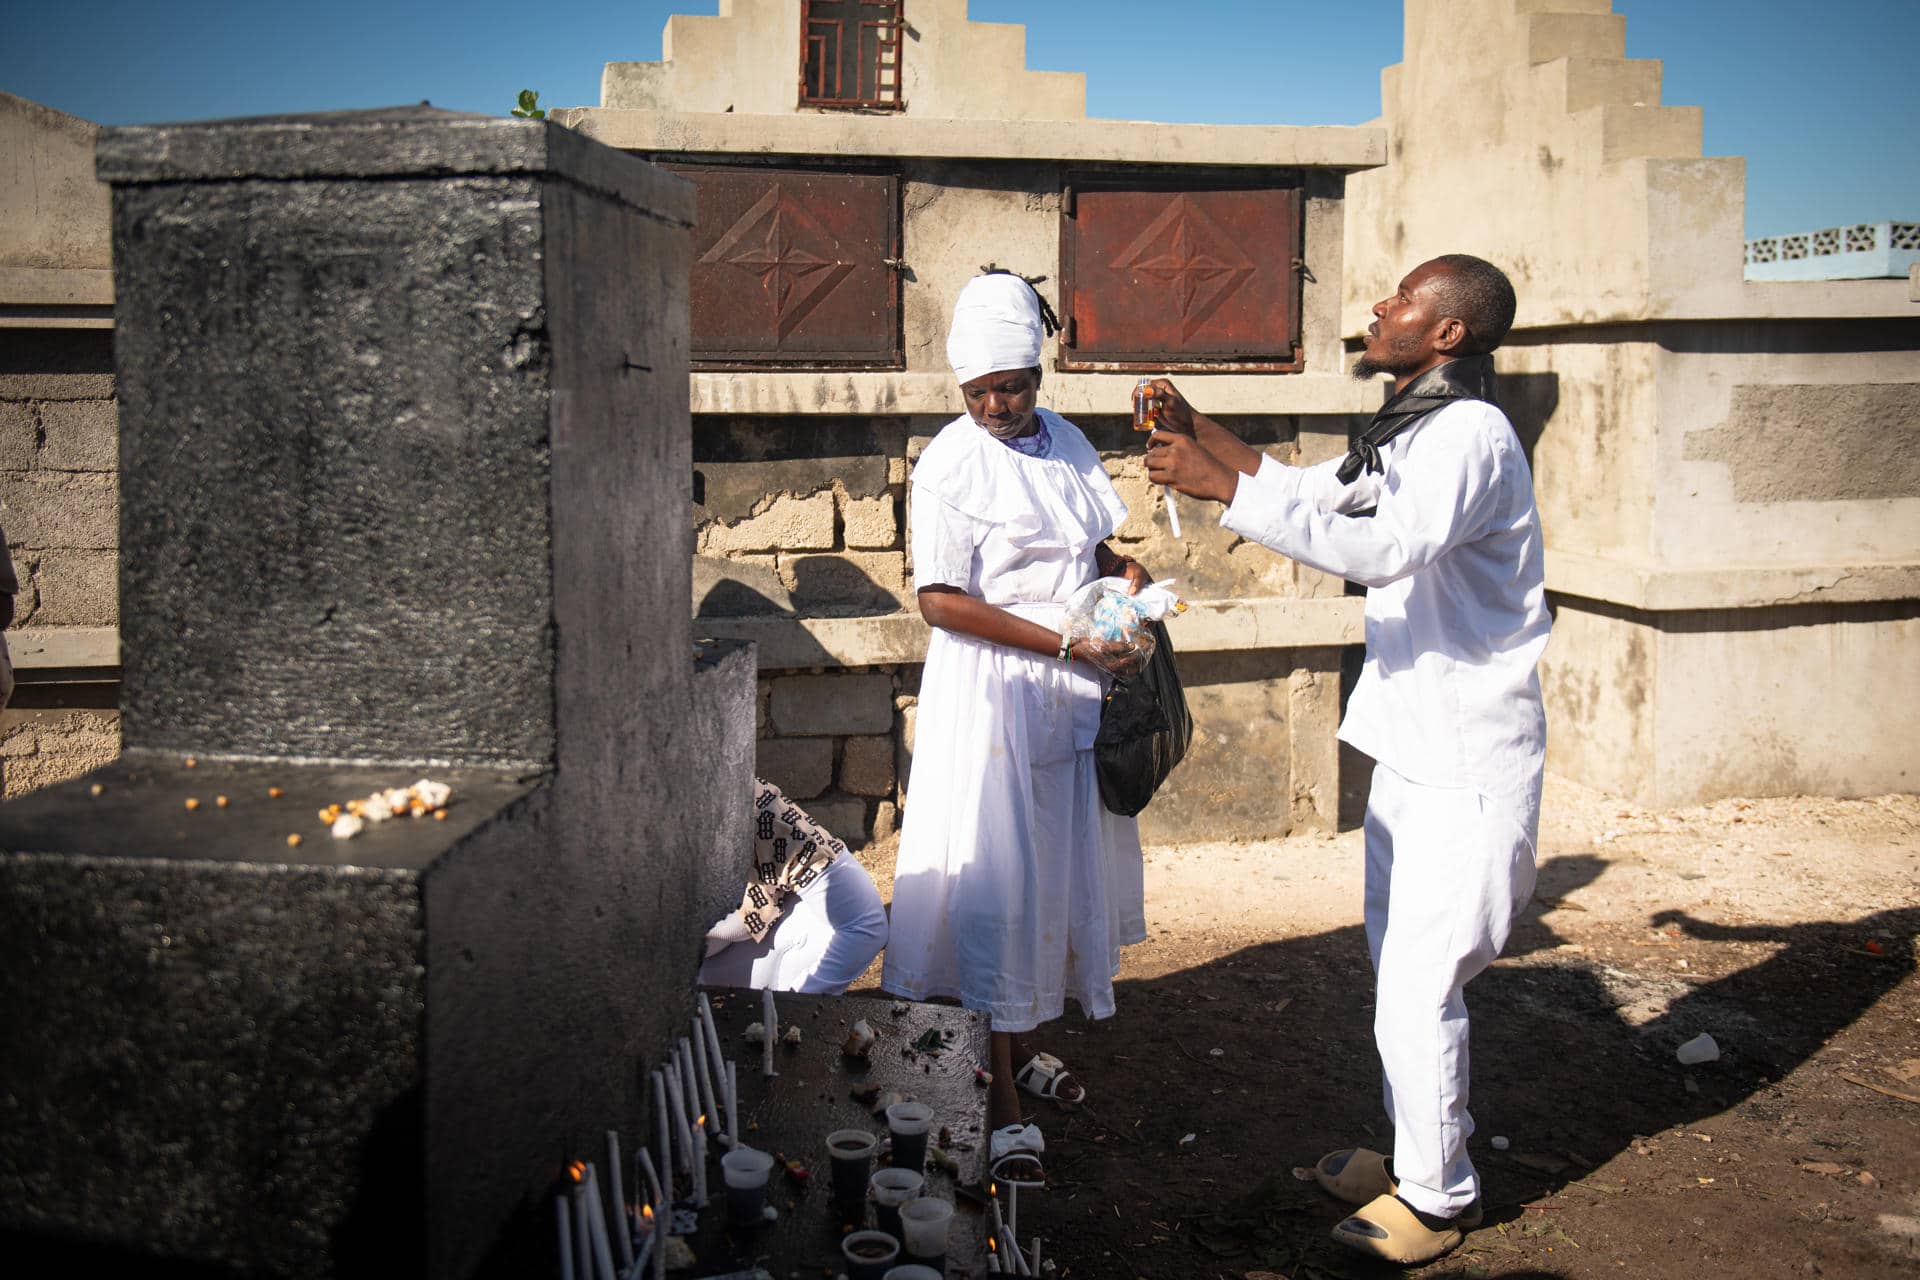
[699,856,889,995]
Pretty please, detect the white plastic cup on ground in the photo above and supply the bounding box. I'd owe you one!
[899,1195,954,1265]
[842,1229,901,1280]
[885,1100,934,1173]
[828,1128,880,1203]
[720,1146,774,1223]
[1676,1032,1721,1064]
[883,1267,943,1280]
[869,1166,924,1239]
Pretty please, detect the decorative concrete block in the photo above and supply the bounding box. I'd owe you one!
[839,733,896,797]
[701,490,836,554]
[770,672,893,736]
[778,550,907,615]
[756,735,834,799]
[36,397,117,472]
[841,492,899,549]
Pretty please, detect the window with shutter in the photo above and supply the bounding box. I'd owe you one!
[800,0,904,110]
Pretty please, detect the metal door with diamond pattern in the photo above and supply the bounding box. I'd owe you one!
[1060,176,1303,372]
[669,164,901,368]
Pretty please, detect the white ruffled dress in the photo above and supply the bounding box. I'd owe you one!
[881,408,1147,1033]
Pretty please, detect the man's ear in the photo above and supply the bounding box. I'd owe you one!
[1432,316,1469,356]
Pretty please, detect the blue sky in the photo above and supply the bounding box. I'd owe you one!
[3,0,1912,239]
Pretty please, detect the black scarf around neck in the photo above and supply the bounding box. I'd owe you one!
[1337,354,1499,484]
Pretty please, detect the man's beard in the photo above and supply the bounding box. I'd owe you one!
[1353,327,1424,380]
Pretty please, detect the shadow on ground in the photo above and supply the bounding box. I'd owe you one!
[963,862,1920,1279]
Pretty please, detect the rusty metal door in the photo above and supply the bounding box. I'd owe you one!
[670,164,901,368]
[1060,176,1303,371]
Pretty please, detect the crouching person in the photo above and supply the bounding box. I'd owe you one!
[699,779,889,994]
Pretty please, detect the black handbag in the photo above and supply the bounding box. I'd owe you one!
[1093,620,1193,816]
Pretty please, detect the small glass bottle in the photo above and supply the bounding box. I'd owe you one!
[1132,376,1160,432]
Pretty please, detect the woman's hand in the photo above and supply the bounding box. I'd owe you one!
[1070,637,1148,679]
[1094,544,1152,595]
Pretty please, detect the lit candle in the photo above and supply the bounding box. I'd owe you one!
[651,1071,672,1198]
[760,988,777,1078]
[698,994,727,1123]
[691,1123,708,1207]
[636,1146,664,1212]
[556,1192,575,1280]
[605,1131,633,1272]
[663,1062,693,1174]
[571,1173,592,1280]
[690,1015,720,1135]
[582,1162,618,1280]
[677,1038,701,1129]
[725,1059,739,1150]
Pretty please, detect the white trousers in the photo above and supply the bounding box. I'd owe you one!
[699,856,889,995]
[1363,763,1538,1217]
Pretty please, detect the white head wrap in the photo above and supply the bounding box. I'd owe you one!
[946,273,1045,385]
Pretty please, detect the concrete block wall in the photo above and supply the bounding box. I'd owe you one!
[0,328,123,800]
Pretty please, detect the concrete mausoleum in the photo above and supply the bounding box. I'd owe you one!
[3,0,1917,828]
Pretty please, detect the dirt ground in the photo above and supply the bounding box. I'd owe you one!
[847,775,1920,1279]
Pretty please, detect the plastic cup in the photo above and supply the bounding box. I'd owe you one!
[898,1195,953,1265]
[869,1166,924,1240]
[841,1229,901,1280]
[882,1267,943,1280]
[720,1146,774,1223]
[884,1100,933,1173]
[827,1128,879,1204]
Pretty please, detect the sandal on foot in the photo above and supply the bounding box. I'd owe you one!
[987,1123,1046,1187]
[1314,1147,1395,1205]
[1313,1150,1482,1227]
[1014,1052,1085,1107]
[1330,1193,1468,1266]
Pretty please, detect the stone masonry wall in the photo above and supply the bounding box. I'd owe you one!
[1,328,123,799]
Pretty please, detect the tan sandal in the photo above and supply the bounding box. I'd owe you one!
[1314,1148,1395,1205]
[1313,1149,1482,1227]
[1330,1193,1467,1266]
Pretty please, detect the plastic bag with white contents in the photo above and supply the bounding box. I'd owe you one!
[1062,577,1186,660]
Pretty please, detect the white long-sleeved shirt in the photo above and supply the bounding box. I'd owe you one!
[1220,399,1550,799]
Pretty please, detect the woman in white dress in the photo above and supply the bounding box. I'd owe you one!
[881,271,1151,1181]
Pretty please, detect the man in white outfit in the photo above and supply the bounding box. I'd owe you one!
[1143,255,1549,1265]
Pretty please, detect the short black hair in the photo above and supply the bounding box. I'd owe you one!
[1427,254,1516,355]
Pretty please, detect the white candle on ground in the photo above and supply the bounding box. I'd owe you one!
[605,1131,633,1272]
[651,1071,672,1197]
[677,1038,702,1130]
[690,1015,720,1135]
[556,1192,575,1280]
[571,1178,592,1280]
[1030,1236,1042,1277]
[582,1162,618,1280]
[652,1186,667,1280]
[698,994,727,1124]
[1008,1182,1018,1246]
[663,1063,693,1174]
[636,1146,664,1211]
[725,1060,739,1149]
[692,1125,708,1207]
[760,988,777,1078]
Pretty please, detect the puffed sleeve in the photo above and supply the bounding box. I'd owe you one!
[910,490,979,593]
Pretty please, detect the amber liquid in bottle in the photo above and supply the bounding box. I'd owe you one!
[1133,376,1159,432]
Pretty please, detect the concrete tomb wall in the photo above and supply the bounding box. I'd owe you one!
[0,107,751,1279]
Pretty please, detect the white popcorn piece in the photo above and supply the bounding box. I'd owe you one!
[331,813,366,839]
[410,779,453,810]
[361,795,396,822]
